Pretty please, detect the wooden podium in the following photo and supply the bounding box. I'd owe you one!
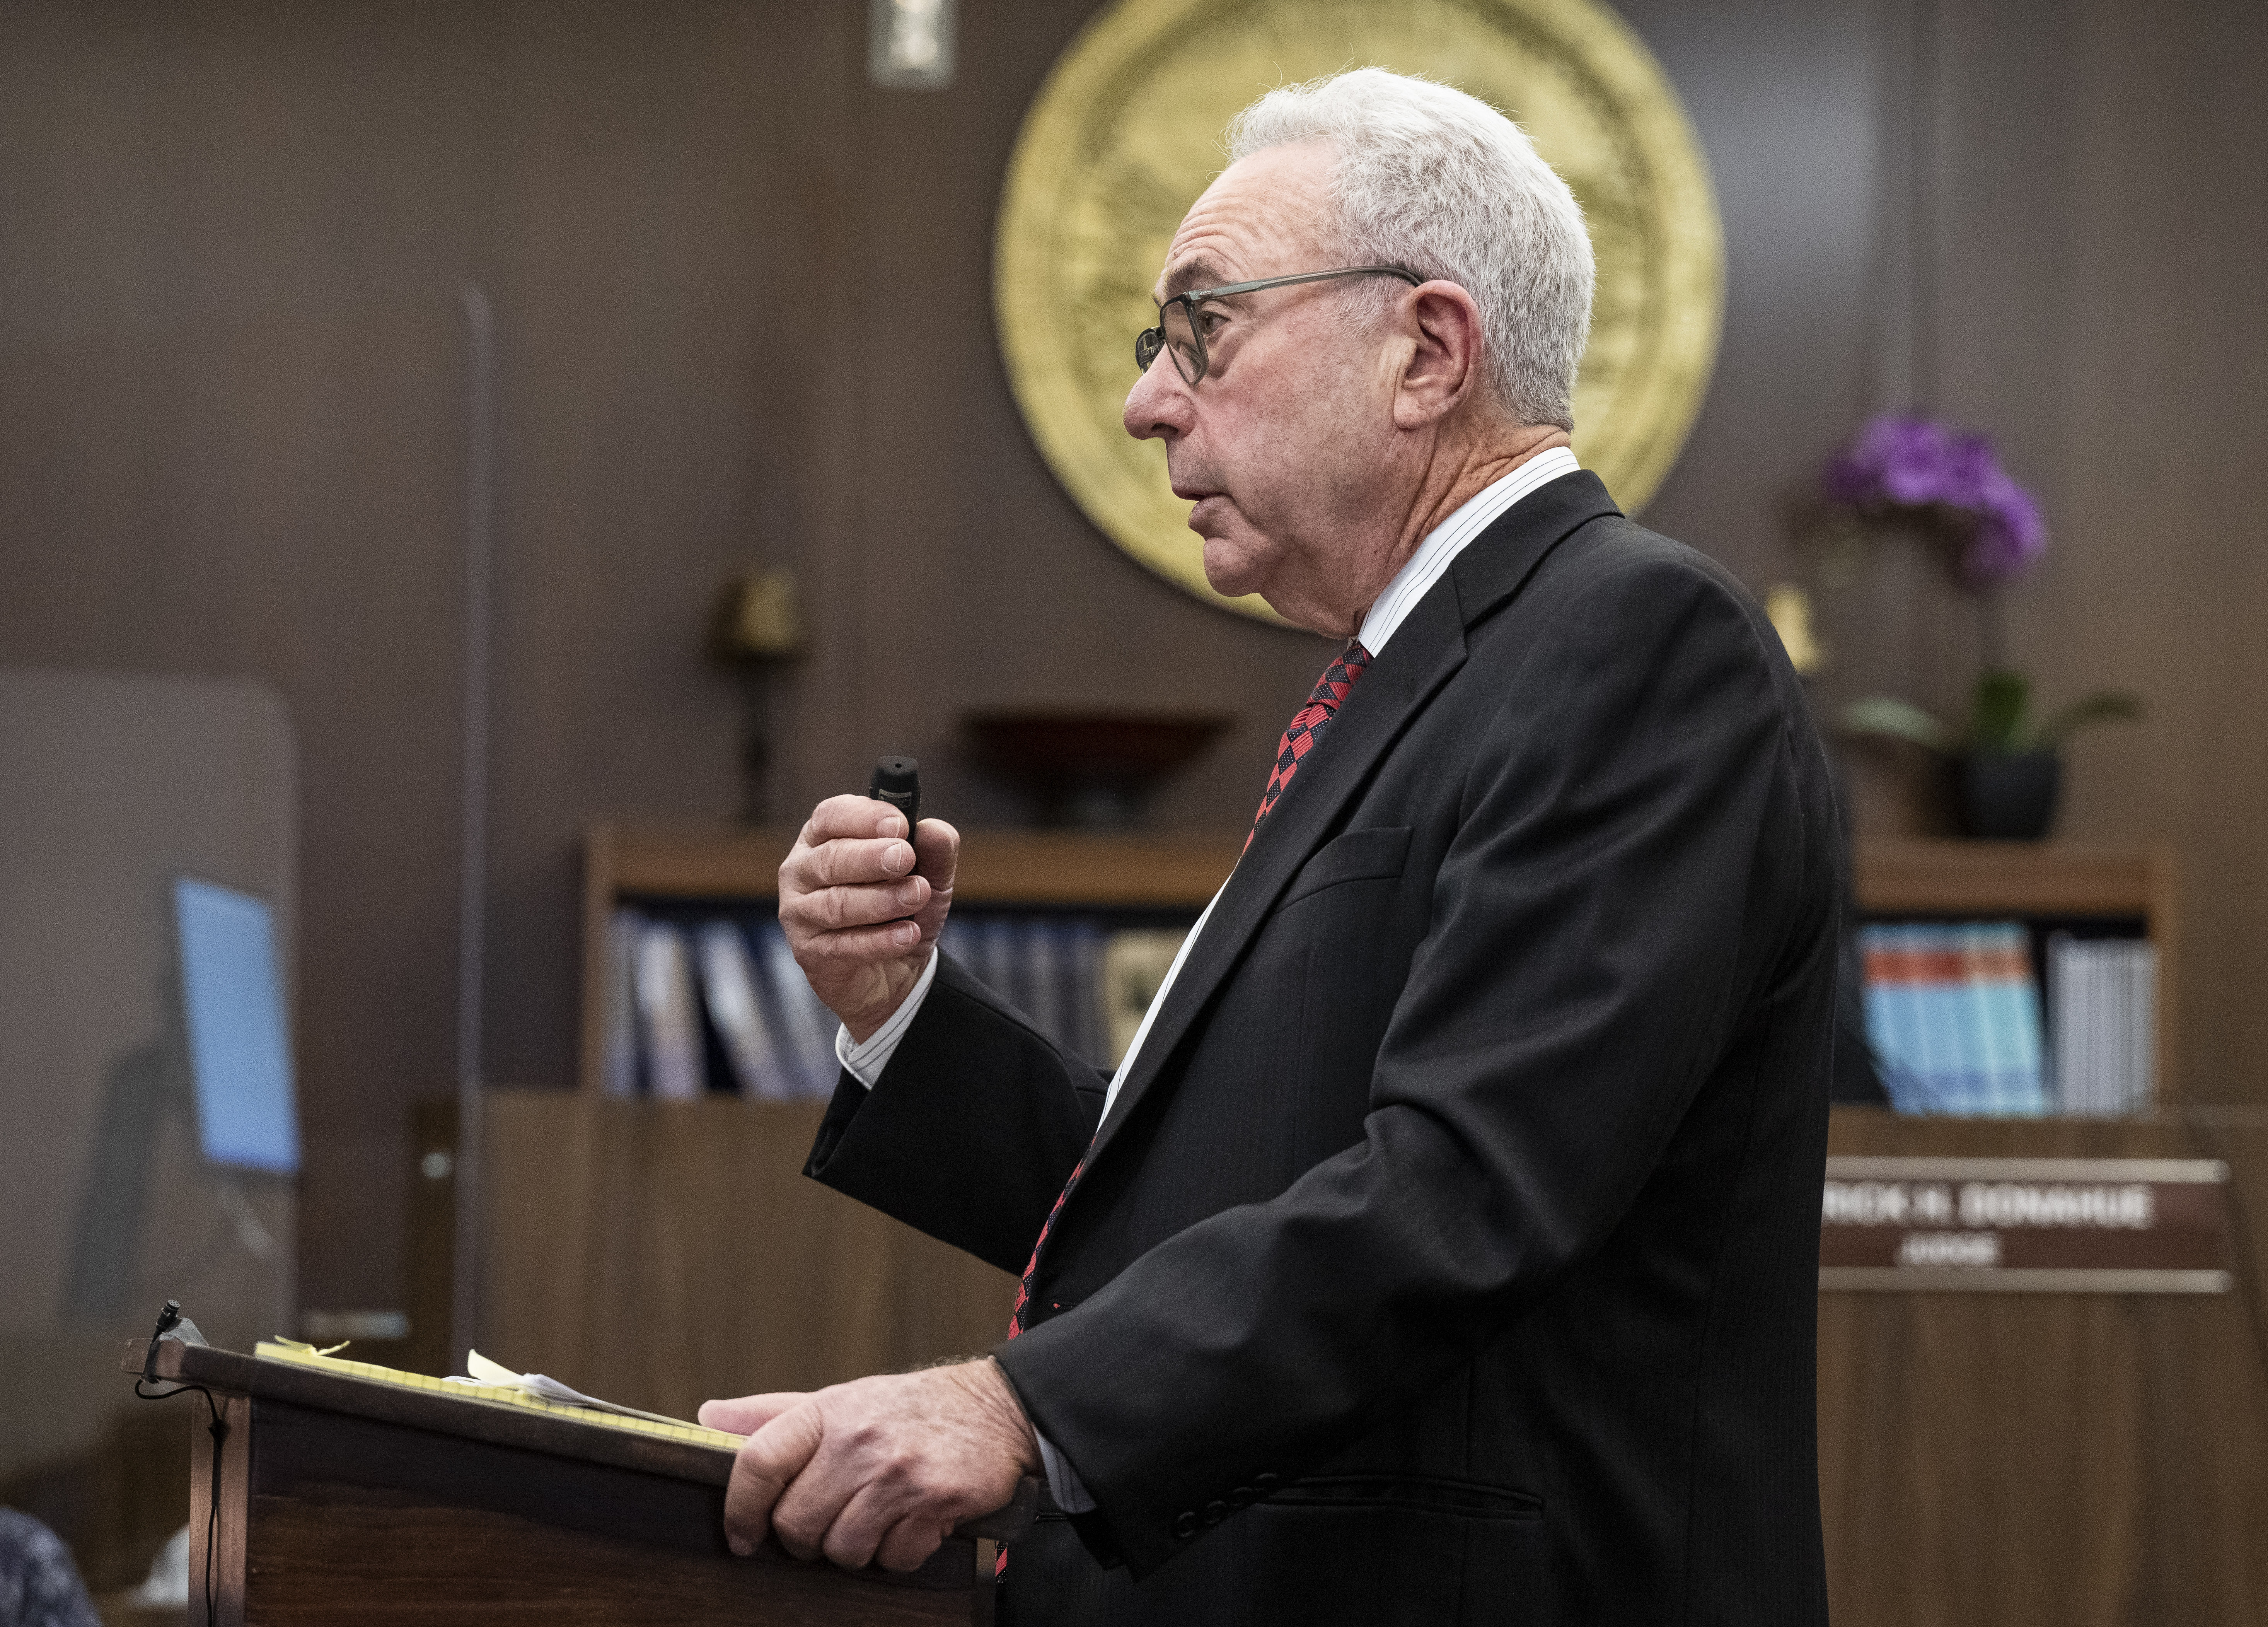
[128,1337,1035,1626]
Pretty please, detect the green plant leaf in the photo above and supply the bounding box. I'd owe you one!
[1967,668,2029,753]
[2034,690,2144,747]
[1839,697,1955,753]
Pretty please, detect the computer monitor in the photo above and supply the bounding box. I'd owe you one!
[174,876,300,1175]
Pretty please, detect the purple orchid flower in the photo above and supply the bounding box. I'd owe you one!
[1823,414,2048,584]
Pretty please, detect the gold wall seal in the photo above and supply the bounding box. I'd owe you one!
[995,0,1724,622]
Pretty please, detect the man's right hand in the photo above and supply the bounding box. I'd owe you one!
[778,794,959,1044]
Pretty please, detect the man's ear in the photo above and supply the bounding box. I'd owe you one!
[1391,282,1486,429]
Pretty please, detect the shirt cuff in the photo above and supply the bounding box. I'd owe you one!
[834,946,940,1088]
[1036,1431,1098,1513]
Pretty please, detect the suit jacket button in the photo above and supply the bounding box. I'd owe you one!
[1172,1512,1199,1538]
[1230,1486,1256,1506]
[1202,1501,1226,1525]
[1253,1472,1279,1490]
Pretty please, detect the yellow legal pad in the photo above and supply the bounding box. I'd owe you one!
[252,1340,749,1452]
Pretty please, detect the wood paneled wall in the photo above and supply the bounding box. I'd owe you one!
[1,0,2262,1321]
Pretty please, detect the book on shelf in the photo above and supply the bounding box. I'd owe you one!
[1102,929,1190,1066]
[2048,933,2156,1116]
[694,920,793,1101]
[631,919,703,1101]
[941,915,1115,1069]
[600,908,641,1098]
[1861,921,2048,1116]
[599,905,1193,1100]
[751,919,841,1095]
[1860,919,2155,1116]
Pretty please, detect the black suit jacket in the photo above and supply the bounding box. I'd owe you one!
[807,473,1837,1625]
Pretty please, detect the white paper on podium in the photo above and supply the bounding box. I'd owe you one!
[446,1349,704,1431]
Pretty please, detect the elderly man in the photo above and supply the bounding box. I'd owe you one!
[701,68,1836,1625]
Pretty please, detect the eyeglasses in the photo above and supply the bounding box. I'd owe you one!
[1135,266,1422,384]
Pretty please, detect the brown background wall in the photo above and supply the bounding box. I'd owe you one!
[2,0,2261,1318]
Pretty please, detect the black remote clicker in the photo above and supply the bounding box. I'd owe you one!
[868,755,921,843]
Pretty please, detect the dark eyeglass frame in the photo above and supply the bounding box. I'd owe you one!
[1135,265,1423,384]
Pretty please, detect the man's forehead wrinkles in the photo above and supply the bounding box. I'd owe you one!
[1160,255,1229,299]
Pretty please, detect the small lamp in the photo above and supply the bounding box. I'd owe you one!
[709,569,805,823]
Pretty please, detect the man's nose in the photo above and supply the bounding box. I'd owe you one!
[1123,354,1192,442]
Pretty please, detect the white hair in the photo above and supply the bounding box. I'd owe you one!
[1227,68,1596,430]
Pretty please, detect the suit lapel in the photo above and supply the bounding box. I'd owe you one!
[1450,469,1620,628]
[1079,470,1622,1176]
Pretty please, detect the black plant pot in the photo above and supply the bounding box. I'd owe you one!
[1958,750,2061,840]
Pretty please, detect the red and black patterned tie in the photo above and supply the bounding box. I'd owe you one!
[1003,1154,1085,1572]
[1247,639,1373,849]
[998,642,1374,1571]
[1006,639,1376,1346]
[1006,1156,1082,1339]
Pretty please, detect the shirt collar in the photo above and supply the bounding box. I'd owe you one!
[1356,446,1583,656]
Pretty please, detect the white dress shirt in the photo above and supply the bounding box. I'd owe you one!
[830,446,1582,1510]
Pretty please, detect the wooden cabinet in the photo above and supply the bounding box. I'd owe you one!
[1817,1109,2268,1626]
[1852,837,2179,1100]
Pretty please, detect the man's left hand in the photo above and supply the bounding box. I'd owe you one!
[698,1359,1042,1572]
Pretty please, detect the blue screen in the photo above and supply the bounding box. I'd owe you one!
[175,877,300,1174]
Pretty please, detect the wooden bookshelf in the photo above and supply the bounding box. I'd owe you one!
[1852,838,2179,1101]
[1853,837,2173,921]
[580,823,1240,1094]
[582,826,2179,1102]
